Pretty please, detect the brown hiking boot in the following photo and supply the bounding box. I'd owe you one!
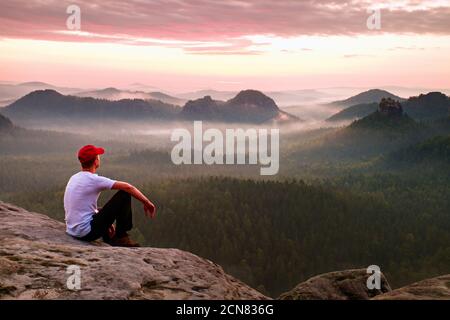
[108,234,141,247]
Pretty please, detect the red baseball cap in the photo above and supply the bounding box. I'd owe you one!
[78,145,105,164]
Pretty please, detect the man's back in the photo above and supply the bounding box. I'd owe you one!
[64,171,115,237]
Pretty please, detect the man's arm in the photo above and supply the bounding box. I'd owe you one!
[112,181,156,218]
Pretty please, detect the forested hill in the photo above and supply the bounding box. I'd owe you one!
[3,89,180,121]
[0,113,13,130]
[329,89,404,107]
[3,89,299,124]
[404,92,450,121]
[180,89,299,123]
[349,110,419,132]
[327,92,450,122]
[326,102,378,122]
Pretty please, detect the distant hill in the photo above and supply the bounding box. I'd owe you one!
[148,91,185,105]
[327,92,450,122]
[177,89,330,107]
[327,102,378,122]
[3,89,298,125]
[0,82,80,107]
[290,100,427,163]
[181,96,223,120]
[0,113,13,131]
[180,89,299,123]
[329,89,404,107]
[349,110,419,132]
[126,82,160,91]
[75,87,185,106]
[403,92,450,121]
[17,81,58,88]
[75,87,122,99]
[176,90,237,102]
[3,90,181,121]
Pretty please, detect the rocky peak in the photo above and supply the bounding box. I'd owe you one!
[278,269,391,300]
[0,201,268,300]
[227,90,279,111]
[184,95,217,108]
[25,89,63,99]
[405,92,450,113]
[410,91,449,104]
[181,96,221,120]
[179,90,296,123]
[6,90,64,112]
[378,97,403,115]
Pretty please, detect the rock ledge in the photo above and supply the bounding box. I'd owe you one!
[0,201,268,300]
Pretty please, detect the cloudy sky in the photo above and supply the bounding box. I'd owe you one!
[1,0,449,92]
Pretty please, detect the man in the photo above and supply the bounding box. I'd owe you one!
[64,145,156,247]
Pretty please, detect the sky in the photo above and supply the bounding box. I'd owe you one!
[1,0,450,92]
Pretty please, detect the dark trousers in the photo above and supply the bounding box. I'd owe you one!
[80,190,133,242]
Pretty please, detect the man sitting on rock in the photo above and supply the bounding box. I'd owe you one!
[63,145,156,247]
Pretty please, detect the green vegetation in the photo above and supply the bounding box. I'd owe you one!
[327,102,377,122]
[3,175,449,297]
[349,111,419,132]
[390,135,450,164]
[404,92,450,121]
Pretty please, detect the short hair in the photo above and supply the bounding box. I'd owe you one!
[79,156,97,169]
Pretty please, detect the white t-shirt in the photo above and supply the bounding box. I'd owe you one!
[64,171,116,237]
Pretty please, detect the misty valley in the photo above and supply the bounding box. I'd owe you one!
[1,85,450,297]
[170,121,280,175]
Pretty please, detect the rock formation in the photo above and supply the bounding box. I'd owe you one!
[279,269,450,300]
[180,95,223,121]
[378,97,403,116]
[180,89,298,123]
[278,269,391,300]
[372,275,450,300]
[403,92,450,120]
[0,201,268,300]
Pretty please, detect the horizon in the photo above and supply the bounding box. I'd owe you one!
[1,0,450,92]
[1,80,449,98]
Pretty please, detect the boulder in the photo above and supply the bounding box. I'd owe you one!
[373,275,450,300]
[278,269,391,300]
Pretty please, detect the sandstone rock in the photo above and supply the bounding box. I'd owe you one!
[378,97,403,115]
[180,89,298,123]
[278,269,391,300]
[373,275,450,300]
[0,201,269,300]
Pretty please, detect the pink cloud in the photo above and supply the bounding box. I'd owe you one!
[0,0,449,55]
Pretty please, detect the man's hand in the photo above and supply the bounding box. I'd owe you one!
[144,200,156,219]
[112,181,157,219]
